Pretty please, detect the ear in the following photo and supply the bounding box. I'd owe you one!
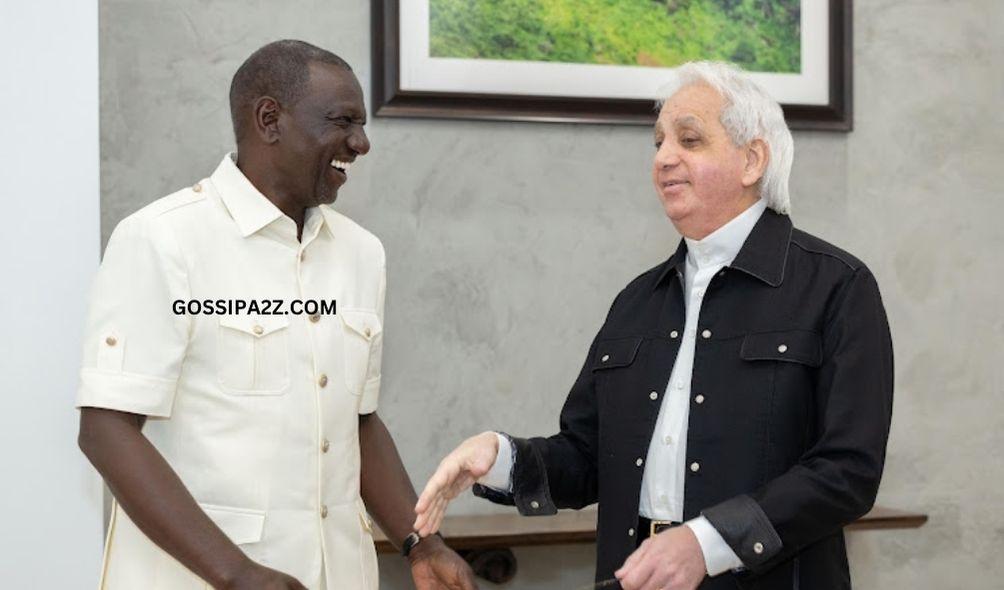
[740,138,769,188]
[252,96,281,144]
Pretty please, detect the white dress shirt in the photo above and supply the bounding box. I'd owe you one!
[481,199,767,576]
[76,154,385,589]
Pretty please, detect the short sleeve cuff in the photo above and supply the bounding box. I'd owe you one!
[76,368,177,417]
[359,374,380,414]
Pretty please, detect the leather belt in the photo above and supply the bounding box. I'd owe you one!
[637,516,681,541]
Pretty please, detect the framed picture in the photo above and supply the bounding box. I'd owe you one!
[372,0,852,130]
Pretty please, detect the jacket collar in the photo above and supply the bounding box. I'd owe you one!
[730,208,793,287]
[655,208,793,289]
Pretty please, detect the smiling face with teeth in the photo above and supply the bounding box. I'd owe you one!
[265,62,370,211]
[652,83,768,240]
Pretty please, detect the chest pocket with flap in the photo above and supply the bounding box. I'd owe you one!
[217,314,290,394]
[739,329,822,367]
[592,337,642,371]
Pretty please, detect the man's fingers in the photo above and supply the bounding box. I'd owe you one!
[417,496,440,535]
[427,494,449,534]
[425,492,451,534]
[419,495,448,536]
[416,456,466,519]
[621,558,656,590]
[413,510,427,533]
[416,442,489,535]
[418,461,457,507]
[415,487,447,529]
[616,542,648,577]
[433,493,453,531]
[415,486,437,514]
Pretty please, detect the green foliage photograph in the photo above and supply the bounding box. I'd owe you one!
[429,0,801,73]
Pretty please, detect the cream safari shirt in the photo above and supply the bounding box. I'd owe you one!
[76,153,385,589]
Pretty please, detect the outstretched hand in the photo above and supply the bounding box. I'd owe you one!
[413,432,499,537]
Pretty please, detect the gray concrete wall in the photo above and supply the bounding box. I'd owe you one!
[99,0,1004,587]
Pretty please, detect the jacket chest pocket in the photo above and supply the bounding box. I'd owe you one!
[739,329,822,368]
[340,309,382,396]
[217,315,290,395]
[592,337,642,372]
[591,337,643,425]
[738,329,822,448]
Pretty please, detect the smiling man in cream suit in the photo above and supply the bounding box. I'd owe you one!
[76,40,477,590]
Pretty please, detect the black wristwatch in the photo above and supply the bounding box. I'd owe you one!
[402,531,442,557]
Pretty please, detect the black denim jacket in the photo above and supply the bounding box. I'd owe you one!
[474,210,894,590]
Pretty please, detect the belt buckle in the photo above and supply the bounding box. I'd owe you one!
[649,519,676,537]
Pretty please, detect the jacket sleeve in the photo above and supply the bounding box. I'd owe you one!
[473,293,622,515]
[702,267,895,573]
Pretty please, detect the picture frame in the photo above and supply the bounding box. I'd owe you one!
[372,0,852,131]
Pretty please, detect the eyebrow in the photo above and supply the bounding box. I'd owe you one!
[673,115,704,130]
[326,109,367,122]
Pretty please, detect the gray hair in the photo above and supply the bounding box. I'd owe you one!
[657,61,793,215]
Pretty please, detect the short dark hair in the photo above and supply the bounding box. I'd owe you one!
[229,40,352,142]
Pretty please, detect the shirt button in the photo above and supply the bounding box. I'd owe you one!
[663,435,673,445]
[695,289,704,297]
[252,325,264,335]
[300,251,306,262]
[753,542,764,554]
[628,528,635,537]
[321,439,330,453]
[320,505,328,518]
[635,458,644,467]
[675,382,684,390]
[104,336,117,346]
[318,374,329,388]
[778,344,788,353]
[701,329,712,339]
[670,330,679,339]
[601,354,610,362]
[192,182,202,193]
[309,314,321,323]
[690,462,701,472]
[364,327,372,338]
[649,391,659,400]
[530,500,540,510]
[695,394,705,404]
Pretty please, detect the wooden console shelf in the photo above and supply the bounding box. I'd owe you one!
[373,506,927,554]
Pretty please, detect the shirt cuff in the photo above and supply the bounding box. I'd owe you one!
[475,432,513,492]
[76,368,177,418]
[358,374,380,415]
[685,516,745,577]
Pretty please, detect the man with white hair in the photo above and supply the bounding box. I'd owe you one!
[413,61,894,590]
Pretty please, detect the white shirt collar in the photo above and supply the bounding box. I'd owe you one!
[210,152,328,241]
[684,199,767,269]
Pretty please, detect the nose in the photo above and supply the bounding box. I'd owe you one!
[348,126,370,156]
[654,141,680,170]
